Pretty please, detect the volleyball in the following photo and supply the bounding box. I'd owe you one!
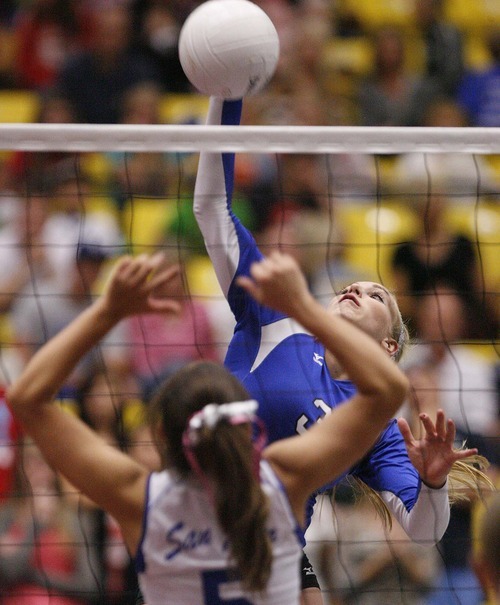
[178,0,280,99]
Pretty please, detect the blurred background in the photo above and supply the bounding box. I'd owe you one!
[0,2,498,605]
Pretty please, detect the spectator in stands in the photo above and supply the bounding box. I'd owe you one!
[41,161,124,288]
[123,255,221,401]
[306,486,441,605]
[472,492,500,605]
[12,0,93,90]
[0,389,21,502]
[119,81,164,126]
[57,4,160,123]
[457,29,500,127]
[358,26,422,127]
[10,226,126,388]
[390,97,500,200]
[410,0,465,125]
[0,1,17,87]
[106,82,174,211]
[402,286,498,442]
[401,287,498,605]
[390,190,498,340]
[0,192,54,316]
[130,0,190,93]
[0,439,100,604]
[412,0,464,109]
[71,368,144,605]
[4,87,79,192]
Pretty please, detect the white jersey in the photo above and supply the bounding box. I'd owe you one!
[136,460,303,605]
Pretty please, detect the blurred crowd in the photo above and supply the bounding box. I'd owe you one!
[0,1,498,604]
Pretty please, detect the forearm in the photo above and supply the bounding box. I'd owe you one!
[382,482,450,545]
[7,298,117,418]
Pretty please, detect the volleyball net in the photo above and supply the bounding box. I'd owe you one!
[0,122,498,603]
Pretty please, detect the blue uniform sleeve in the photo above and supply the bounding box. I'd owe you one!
[353,419,421,511]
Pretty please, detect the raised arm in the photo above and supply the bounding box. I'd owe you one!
[7,254,180,541]
[193,97,263,303]
[237,252,409,523]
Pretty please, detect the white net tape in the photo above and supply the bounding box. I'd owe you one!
[1,124,500,153]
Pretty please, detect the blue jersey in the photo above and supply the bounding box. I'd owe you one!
[193,98,450,544]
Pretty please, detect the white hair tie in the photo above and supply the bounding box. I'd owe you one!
[185,400,259,445]
[182,400,267,499]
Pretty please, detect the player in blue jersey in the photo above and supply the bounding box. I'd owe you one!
[193,97,485,604]
[7,251,413,605]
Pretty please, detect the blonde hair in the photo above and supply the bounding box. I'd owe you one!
[391,309,409,363]
[344,452,494,531]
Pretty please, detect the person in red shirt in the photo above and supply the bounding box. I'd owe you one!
[0,387,21,501]
[13,0,93,90]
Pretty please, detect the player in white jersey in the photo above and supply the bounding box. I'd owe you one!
[7,250,432,604]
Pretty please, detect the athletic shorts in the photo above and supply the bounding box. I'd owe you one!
[301,550,321,590]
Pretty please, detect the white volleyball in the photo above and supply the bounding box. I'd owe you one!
[179,0,280,99]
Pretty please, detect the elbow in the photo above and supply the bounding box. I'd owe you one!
[6,383,22,412]
[6,383,25,421]
[6,382,48,422]
[373,372,410,417]
[5,382,32,419]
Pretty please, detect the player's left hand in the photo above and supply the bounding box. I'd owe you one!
[102,253,182,319]
[397,410,478,489]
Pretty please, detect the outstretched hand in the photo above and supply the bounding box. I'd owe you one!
[101,253,182,319]
[397,410,478,489]
[236,252,314,318]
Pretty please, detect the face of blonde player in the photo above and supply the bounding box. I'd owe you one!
[327,281,397,352]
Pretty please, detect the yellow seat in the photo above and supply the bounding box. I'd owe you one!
[485,154,500,178]
[336,202,418,287]
[443,0,500,33]
[322,37,373,77]
[122,197,176,252]
[0,90,39,123]
[160,94,209,124]
[337,200,499,295]
[0,313,13,344]
[80,153,115,187]
[463,35,493,70]
[463,342,499,362]
[336,0,414,31]
[186,255,223,297]
[85,195,120,221]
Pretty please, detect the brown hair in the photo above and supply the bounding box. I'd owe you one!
[149,361,272,593]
